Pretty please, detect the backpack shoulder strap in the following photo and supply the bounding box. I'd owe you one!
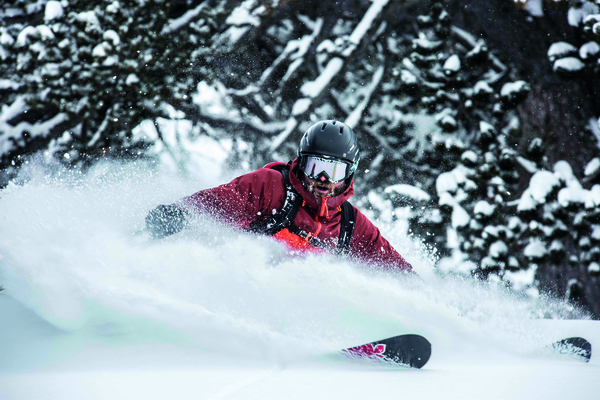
[249,163,355,256]
[248,164,301,236]
[336,201,355,256]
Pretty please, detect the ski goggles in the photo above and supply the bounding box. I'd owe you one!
[300,155,356,183]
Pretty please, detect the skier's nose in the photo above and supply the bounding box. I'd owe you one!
[318,175,327,182]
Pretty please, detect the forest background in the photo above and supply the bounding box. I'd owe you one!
[1,0,600,318]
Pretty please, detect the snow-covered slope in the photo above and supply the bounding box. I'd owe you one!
[0,294,598,400]
[0,162,598,399]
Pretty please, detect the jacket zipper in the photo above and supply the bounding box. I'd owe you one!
[319,197,329,218]
[308,197,329,242]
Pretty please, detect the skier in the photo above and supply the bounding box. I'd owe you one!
[145,120,413,273]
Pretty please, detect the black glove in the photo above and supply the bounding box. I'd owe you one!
[145,204,188,239]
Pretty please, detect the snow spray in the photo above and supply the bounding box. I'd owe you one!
[0,160,587,365]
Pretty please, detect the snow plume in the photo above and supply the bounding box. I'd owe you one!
[0,161,589,369]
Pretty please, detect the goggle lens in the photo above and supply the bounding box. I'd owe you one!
[302,156,350,183]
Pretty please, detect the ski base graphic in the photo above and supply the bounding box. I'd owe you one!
[342,334,432,369]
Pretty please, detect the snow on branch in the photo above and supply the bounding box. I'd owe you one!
[87,106,113,146]
[193,80,287,134]
[300,0,391,98]
[346,64,384,128]
[384,184,431,202]
[0,99,67,154]
[450,25,507,82]
[214,0,268,48]
[230,16,323,107]
[345,0,391,55]
[269,117,299,152]
[300,58,344,98]
[270,0,392,152]
[259,18,323,89]
[161,1,210,35]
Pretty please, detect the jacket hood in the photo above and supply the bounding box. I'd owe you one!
[289,158,355,212]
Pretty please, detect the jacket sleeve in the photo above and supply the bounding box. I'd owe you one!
[349,208,413,273]
[178,169,285,229]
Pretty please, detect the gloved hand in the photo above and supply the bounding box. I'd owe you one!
[145,204,188,239]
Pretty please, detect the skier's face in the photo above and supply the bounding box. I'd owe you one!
[302,175,346,198]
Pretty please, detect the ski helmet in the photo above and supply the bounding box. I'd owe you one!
[298,120,360,183]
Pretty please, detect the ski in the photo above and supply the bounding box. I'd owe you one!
[342,334,432,369]
[550,337,592,362]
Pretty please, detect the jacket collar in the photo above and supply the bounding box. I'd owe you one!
[288,158,354,212]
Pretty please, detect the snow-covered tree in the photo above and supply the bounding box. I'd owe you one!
[2,0,600,316]
[505,159,600,310]
[0,0,229,181]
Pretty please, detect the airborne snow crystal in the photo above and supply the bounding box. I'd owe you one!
[384,184,431,202]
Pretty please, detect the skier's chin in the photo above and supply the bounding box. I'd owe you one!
[313,186,333,197]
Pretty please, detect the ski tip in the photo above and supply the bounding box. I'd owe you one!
[343,334,432,369]
[552,337,592,363]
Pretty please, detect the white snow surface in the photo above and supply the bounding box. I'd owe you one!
[589,117,600,148]
[44,1,63,21]
[0,161,599,400]
[580,41,600,60]
[474,200,495,216]
[553,57,585,72]
[523,0,543,17]
[524,238,548,259]
[473,80,493,95]
[300,57,344,98]
[193,81,241,122]
[489,240,508,258]
[500,80,528,98]
[347,0,390,46]
[558,186,598,208]
[518,170,560,211]
[548,42,577,61]
[568,3,600,27]
[586,158,600,176]
[443,54,461,72]
[554,160,580,187]
[225,0,261,26]
[0,79,21,90]
[436,165,470,195]
[517,156,538,173]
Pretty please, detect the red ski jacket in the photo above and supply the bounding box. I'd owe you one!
[179,158,412,272]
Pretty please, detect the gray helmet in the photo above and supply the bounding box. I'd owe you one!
[297,120,360,181]
[298,120,360,163]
